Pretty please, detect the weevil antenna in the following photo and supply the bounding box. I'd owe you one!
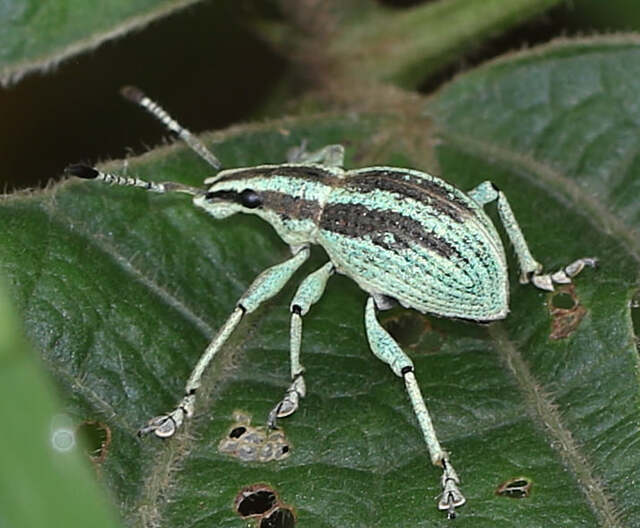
[65,164,203,196]
[120,86,222,170]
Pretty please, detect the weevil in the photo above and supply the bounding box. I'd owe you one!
[66,87,596,518]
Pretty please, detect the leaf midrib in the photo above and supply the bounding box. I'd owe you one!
[432,127,636,525]
[490,323,620,528]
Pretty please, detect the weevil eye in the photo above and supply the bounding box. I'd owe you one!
[240,189,262,209]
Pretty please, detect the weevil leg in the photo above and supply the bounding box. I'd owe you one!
[364,297,465,518]
[138,247,310,438]
[286,141,345,167]
[267,262,335,429]
[468,181,596,291]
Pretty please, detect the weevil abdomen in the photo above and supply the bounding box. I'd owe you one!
[316,167,509,321]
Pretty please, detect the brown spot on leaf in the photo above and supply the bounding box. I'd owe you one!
[495,477,532,499]
[549,284,586,340]
[383,311,444,352]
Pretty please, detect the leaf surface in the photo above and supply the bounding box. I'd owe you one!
[2,38,640,527]
[328,0,564,89]
[0,0,202,85]
[0,283,121,528]
[427,36,640,527]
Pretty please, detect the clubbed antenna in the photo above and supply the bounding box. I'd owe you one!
[66,164,202,195]
[120,85,222,170]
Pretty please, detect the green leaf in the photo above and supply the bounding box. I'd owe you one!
[328,0,564,89]
[0,282,121,528]
[427,36,640,526]
[0,0,203,86]
[2,37,640,527]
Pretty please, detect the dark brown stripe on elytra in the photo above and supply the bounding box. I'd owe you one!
[345,169,472,223]
[319,203,457,258]
[261,191,321,222]
[214,165,338,185]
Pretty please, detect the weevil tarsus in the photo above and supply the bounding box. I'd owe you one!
[364,296,466,516]
[138,247,311,437]
[468,181,596,291]
[267,261,335,429]
[68,87,598,519]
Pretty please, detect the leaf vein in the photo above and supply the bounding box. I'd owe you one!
[490,323,622,528]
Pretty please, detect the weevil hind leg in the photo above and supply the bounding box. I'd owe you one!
[286,141,345,167]
[468,181,596,291]
[364,297,466,517]
[138,247,311,438]
[267,262,335,429]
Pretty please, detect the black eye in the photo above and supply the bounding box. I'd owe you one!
[240,189,262,208]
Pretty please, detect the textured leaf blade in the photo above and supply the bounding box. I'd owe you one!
[0,0,202,85]
[1,95,636,528]
[0,282,122,528]
[428,36,640,526]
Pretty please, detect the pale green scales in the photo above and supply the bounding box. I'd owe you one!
[67,87,595,519]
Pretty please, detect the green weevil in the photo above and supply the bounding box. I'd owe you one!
[66,87,596,518]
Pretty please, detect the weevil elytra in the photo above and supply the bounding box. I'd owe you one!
[66,87,596,518]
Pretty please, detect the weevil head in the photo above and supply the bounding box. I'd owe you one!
[193,165,327,246]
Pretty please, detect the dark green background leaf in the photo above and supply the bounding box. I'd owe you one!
[0,0,203,85]
[2,38,640,527]
[329,0,564,89]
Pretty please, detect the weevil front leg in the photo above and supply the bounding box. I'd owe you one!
[138,246,310,438]
[468,181,597,291]
[267,262,335,429]
[287,141,345,167]
[364,297,465,518]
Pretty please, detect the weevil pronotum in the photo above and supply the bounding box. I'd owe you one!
[66,87,596,518]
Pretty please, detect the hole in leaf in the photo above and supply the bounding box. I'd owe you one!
[260,507,296,528]
[548,284,586,340]
[76,420,111,463]
[551,292,576,310]
[495,477,532,499]
[229,426,247,438]
[235,485,278,517]
[630,292,640,355]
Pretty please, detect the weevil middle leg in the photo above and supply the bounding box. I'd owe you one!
[364,297,466,519]
[468,181,597,291]
[267,261,335,429]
